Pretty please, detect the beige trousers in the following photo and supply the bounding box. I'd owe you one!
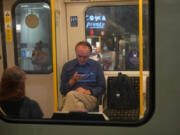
[61,91,97,112]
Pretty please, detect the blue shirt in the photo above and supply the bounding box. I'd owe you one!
[60,58,106,97]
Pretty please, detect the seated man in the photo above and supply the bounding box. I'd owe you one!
[60,41,106,112]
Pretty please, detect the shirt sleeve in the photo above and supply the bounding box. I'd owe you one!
[60,64,72,95]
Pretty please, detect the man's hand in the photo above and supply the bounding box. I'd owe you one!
[69,72,84,86]
[76,87,91,95]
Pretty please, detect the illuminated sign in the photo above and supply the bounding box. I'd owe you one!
[86,15,106,29]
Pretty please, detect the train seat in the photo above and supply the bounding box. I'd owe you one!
[102,76,149,121]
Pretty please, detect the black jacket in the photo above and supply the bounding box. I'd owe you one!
[0,96,43,119]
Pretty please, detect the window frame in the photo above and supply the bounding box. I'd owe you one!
[0,0,155,126]
[11,0,53,74]
[85,5,149,72]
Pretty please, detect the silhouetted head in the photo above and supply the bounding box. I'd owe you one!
[35,41,42,50]
[0,66,26,101]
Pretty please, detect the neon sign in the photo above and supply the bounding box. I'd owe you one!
[86,15,106,29]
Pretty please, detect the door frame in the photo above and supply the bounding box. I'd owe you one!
[0,0,7,73]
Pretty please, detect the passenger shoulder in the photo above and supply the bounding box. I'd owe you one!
[23,96,38,106]
[63,59,77,67]
[23,96,43,118]
[89,59,101,66]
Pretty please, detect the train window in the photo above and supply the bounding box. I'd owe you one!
[0,0,154,126]
[83,2,154,125]
[85,5,149,71]
[13,2,52,73]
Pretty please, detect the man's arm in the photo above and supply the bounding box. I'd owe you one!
[76,87,91,95]
[60,65,84,95]
[60,65,72,95]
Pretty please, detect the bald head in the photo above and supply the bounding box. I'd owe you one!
[75,42,91,65]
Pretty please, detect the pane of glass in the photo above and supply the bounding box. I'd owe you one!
[14,2,52,73]
[85,4,151,122]
[85,5,149,71]
[0,0,153,125]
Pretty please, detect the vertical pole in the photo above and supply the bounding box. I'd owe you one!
[51,0,58,112]
[139,0,144,117]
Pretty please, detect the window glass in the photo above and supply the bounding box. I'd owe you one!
[85,4,152,122]
[0,1,153,125]
[14,2,52,73]
[85,5,149,71]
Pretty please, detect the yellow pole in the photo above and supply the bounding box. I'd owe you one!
[139,0,144,117]
[51,0,58,112]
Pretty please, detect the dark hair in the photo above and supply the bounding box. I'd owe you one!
[0,66,25,100]
[75,41,92,52]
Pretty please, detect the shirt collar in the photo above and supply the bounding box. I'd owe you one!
[75,58,91,66]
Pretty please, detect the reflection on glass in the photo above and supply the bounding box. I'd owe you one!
[14,2,52,73]
[84,4,150,122]
[0,1,152,124]
[85,5,149,71]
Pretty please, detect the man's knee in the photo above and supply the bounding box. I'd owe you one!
[66,91,76,97]
[65,91,78,99]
